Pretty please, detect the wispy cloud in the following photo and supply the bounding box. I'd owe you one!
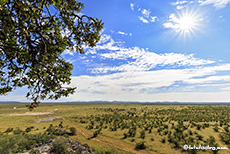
[130,4,158,23]
[117,31,132,36]
[150,16,158,22]
[199,0,230,9]
[130,3,135,11]
[171,1,188,6]
[93,48,214,73]
[62,49,75,56]
[163,13,180,30]
[138,16,149,23]
[84,34,214,74]
[170,0,188,10]
[66,64,230,102]
[170,1,195,10]
[3,33,230,102]
[141,9,151,18]
[80,34,230,99]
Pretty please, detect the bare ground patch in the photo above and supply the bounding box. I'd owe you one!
[8,112,53,116]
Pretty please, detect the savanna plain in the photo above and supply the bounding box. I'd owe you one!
[0,103,230,154]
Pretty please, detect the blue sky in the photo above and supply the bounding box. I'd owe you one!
[2,0,230,102]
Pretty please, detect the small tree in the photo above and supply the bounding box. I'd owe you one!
[93,129,101,138]
[123,133,128,139]
[135,141,146,150]
[140,130,145,139]
[50,138,68,154]
[69,127,77,135]
[0,0,103,109]
[161,137,166,143]
[213,124,219,132]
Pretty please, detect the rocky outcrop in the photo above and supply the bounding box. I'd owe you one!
[17,137,93,154]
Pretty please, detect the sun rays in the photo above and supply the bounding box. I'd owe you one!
[163,7,203,39]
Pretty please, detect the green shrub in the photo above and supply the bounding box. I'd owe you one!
[140,130,145,139]
[5,128,13,133]
[13,128,24,135]
[46,124,56,134]
[161,138,166,143]
[93,148,115,154]
[213,124,219,132]
[30,150,39,154]
[0,135,19,153]
[69,127,77,135]
[25,126,35,133]
[93,129,101,138]
[123,133,128,139]
[50,138,68,154]
[135,141,146,150]
[224,126,229,132]
[25,127,32,133]
[59,122,64,128]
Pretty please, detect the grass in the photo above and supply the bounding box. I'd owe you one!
[0,103,230,154]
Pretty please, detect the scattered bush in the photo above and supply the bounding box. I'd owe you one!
[140,130,145,139]
[213,124,219,132]
[5,128,13,133]
[135,141,146,150]
[69,127,77,135]
[93,129,101,138]
[50,138,68,154]
[13,128,24,135]
[161,138,166,143]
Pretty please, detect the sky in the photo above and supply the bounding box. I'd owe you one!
[2,0,230,102]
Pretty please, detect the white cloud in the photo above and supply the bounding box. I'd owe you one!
[163,22,178,29]
[198,0,205,3]
[62,49,74,56]
[141,9,151,18]
[64,64,230,102]
[81,34,230,102]
[61,28,71,38]
[131,5,158,23]
[87,34,122,52]
[130,3,135,11]
[93,50,214,73]
[85,34,214,74]
[3,32,230,102]
[171,1,188,6]
[138,16,149,23]
[163,13,180,30]
[162,12,201,33]
[116,31,132,36]
[170,1,189,9]
[98,34,111,44]
[150,16,158,22]
[176,5,186,9]
[200,0,230,9]
[117,31,129,36]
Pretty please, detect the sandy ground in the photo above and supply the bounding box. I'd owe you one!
[8,112,53,116]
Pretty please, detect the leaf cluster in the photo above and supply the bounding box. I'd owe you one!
[0,0,103,109]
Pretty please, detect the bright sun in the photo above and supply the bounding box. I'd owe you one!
[179,15,195,32]
[167,8,202,38]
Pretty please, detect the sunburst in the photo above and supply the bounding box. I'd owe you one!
[165,8,202,39]
[177,10,200,37]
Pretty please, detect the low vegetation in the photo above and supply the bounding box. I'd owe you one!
[1,103,230,153]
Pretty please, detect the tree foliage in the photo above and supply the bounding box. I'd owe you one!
[0,0,103,109]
